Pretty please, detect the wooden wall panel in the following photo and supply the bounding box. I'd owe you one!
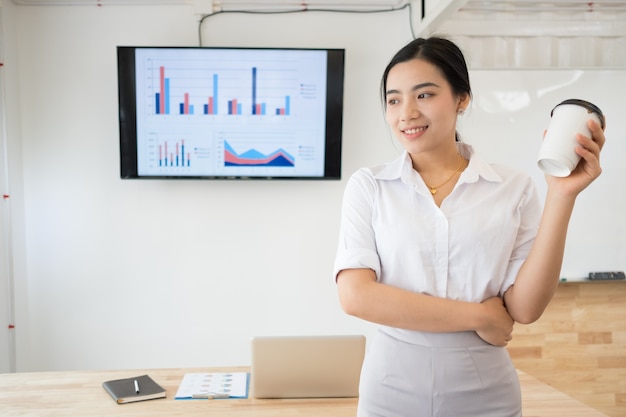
[508,281,626,417]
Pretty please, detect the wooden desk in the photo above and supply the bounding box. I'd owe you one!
[0,367,607,417]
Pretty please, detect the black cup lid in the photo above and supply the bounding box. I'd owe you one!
[551,99,605,129]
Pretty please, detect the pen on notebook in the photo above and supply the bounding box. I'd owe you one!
[134,379,140,394]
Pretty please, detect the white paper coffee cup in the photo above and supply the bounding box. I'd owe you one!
[537,99,604,177]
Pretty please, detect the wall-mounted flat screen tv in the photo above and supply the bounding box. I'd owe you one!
[117,46,345,180]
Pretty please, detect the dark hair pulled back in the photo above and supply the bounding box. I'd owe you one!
[381,37,472,106]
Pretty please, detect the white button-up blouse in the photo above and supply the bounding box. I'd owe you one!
[334,143,541,312]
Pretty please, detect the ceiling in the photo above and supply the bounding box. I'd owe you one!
[9,0,626,38]
[440,0,626,37]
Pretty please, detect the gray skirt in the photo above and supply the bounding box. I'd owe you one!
[357,329,522,417]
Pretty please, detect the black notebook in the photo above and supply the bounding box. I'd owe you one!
[102,374,166,404]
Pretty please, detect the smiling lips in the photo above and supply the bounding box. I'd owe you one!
[402,126,428,136]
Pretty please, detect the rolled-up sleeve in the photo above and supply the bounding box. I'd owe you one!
[499,176,542,296]
[333,169,382,281]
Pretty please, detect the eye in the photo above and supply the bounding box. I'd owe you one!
[417,92,433,99]
[387,98,399,106]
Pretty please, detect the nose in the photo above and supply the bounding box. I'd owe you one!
[400,100,419,121]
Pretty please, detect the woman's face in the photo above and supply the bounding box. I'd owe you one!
[384,58,466,155]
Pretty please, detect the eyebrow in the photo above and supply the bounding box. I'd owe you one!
[386,82,440,97]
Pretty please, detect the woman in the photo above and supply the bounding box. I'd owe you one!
[333,37,605,417]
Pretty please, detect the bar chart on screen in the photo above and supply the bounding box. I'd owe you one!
[140,133,212,175]
[158,139,190,168]
[146,60,296,118]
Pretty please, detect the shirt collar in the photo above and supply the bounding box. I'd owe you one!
[373,143,503,185]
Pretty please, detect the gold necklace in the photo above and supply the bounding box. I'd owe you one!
[424,155,465,195]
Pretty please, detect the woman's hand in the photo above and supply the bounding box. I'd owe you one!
[475,296,514,347]
[545,118,606,197]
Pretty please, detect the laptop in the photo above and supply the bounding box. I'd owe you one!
[250,334,366,399]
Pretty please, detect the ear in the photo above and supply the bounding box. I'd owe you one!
[457,93,470,113]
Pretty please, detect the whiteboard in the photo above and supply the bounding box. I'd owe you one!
[462,70,626,280]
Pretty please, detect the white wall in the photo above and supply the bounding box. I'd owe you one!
[1,0,26,374]
[10,4,410,371]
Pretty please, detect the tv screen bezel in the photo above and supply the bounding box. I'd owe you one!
[117,46,345,180]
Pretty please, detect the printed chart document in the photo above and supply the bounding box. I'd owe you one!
[175,372,249,399]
